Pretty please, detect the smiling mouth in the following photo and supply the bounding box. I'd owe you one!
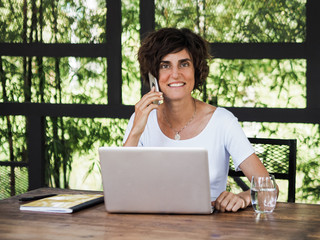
[168,83,185,87]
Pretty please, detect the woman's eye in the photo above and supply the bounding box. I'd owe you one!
[181,61,190,67]
[160,64,170,69]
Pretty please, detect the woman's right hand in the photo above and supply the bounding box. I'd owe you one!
[123,87,163,146]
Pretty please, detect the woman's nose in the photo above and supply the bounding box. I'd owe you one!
[171,66,179,78]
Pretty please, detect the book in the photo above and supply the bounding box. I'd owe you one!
[20,194,104,213]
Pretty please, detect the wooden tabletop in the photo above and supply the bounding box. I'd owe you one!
[0,188,319,240]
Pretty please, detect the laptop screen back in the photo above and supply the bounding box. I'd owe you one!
[99,147,212,214]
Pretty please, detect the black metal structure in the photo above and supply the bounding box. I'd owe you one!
[229,138,297,203]
[0,0,319,201]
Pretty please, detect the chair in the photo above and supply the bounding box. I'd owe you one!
[228,138,297,203]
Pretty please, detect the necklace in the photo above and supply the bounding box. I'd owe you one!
[163,98,196,141]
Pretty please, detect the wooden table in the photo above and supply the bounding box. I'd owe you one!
[0,188,319,240]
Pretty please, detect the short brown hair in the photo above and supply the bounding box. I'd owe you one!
[138,28,211,91]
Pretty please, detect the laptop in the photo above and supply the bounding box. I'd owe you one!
[98,147,213,214]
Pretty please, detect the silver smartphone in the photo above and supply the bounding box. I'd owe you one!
[148,72,160,105]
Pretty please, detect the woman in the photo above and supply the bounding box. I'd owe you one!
[123,28,272,212]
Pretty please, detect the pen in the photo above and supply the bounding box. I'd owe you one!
[19,194,57,202]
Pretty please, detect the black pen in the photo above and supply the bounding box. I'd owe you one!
[19,194,57,202]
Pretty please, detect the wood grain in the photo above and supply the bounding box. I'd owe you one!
[0,188,319,240]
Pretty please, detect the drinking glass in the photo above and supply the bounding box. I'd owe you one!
[250,175,277,213]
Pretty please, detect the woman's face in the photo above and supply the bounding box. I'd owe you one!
[158,48,195,101]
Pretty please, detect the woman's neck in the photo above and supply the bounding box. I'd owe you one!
[161,97,196,129]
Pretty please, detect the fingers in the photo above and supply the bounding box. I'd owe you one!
[124,88,162,147]
[129,89,163,137]
[135,88,163,112]
[214,191,246,213]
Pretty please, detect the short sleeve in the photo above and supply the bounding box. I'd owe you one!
[224,118,254,171]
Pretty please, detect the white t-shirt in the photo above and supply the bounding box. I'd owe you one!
[123,107,254,201]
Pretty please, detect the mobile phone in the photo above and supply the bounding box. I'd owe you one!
[148,72,160,105]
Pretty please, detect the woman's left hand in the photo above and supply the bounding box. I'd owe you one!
[212,191,247,212]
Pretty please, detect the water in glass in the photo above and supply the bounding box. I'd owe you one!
[251,175,277,213]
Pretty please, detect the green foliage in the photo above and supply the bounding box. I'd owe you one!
[44,116,127,188]
[0,166,28,199]
[0,116,27,199]
[207,59,306,108]
[121,0,141,105]
[295,124,320,203]
[0,0,109,194]
[155,0,306,42]
[0,0,106,43]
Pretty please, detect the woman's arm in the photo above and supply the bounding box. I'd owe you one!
[240,153,279,198]
[123,87,163,146]
[213,153,277,212]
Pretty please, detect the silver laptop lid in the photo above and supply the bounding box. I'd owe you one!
[99,147,212,214]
